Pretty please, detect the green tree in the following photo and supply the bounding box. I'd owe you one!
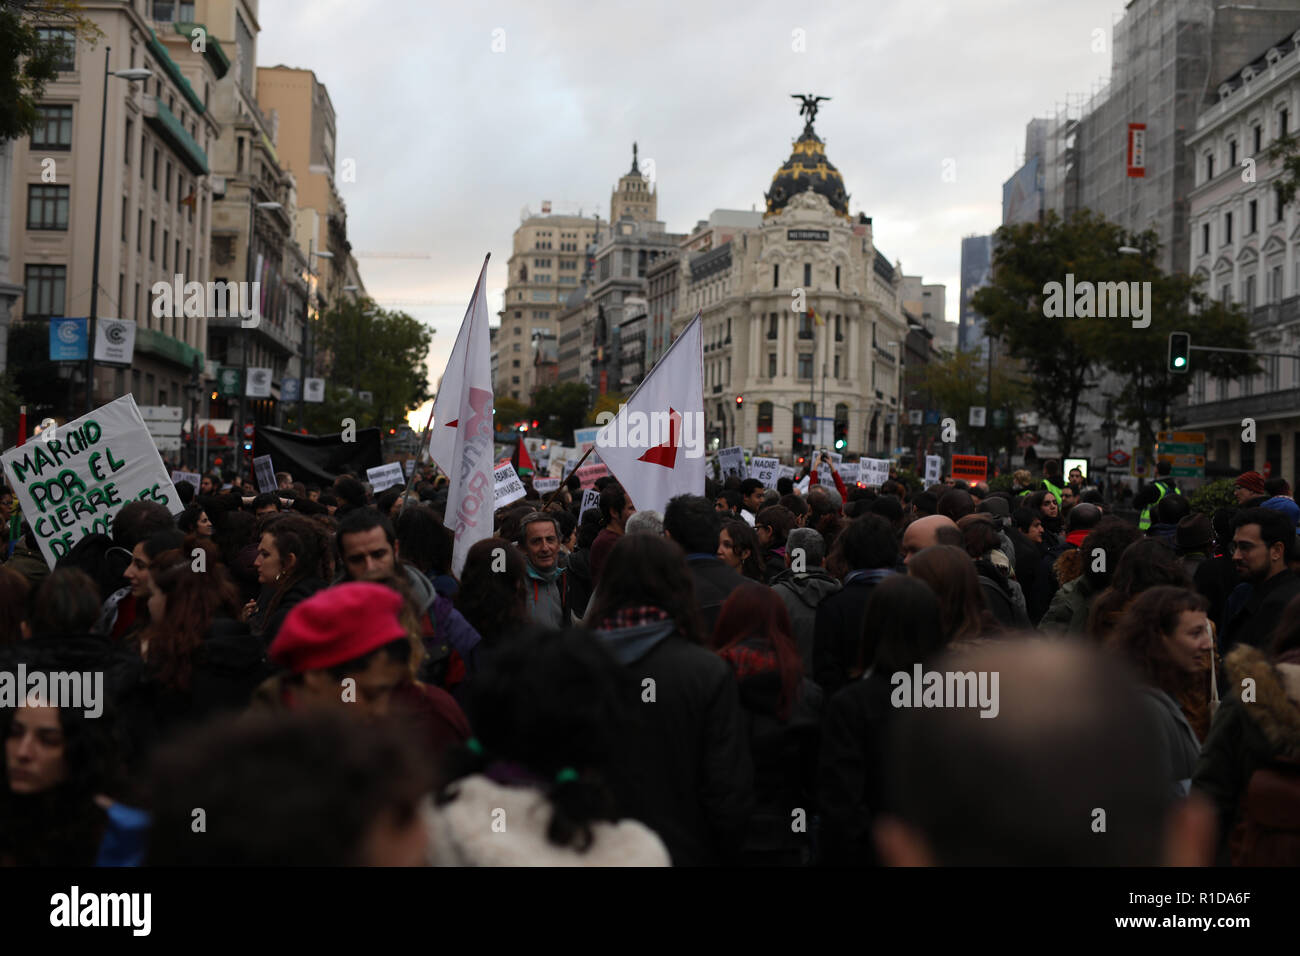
[530,382,590,439]
[914,347,1028,456]
[493,396,529,433]
[303,300,433,433]
[971,210,1253,457]
[1,1,103,141]
[587,391,626,426]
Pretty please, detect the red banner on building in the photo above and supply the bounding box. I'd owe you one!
[951,454,988,482]
[1127,123,1146,178]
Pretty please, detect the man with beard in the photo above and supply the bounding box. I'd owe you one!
[1222,507,1300,651]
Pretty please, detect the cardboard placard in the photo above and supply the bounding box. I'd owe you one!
[718,446,747,482]
[839,461,860,487]
[749,456,780,489]
[859,458,891,488]
[170,470,201,491]
[578,488,601,520]
[253,455,278,494]
[366,462,405,493]
[575,462,610,489]
[951,454,987,483]
[533,477,561,495]
[493,462,526,508]
[924,455,942,484]
[0,394,182,566]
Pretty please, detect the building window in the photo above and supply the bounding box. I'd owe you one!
[512,376,520,385]
[1202,222,1210,254]
[136,210,143,251]
[150,220,156,261]
[36,28,75,71]
[514,327,522,335]
[1248,199,1257,233]
[152,148,159,190]
[175,239,180,273]
[834,354,841,378]
[134,282,140,321]
[23,264,66,318]
[835,265,841,289]
[773,264,779,288]
[797,354,813,379]
[512,360,520,368]
[140,132,146,179]
[758,402,773,432]
[124,118,133,164]
[1282,107,1290,138]
[768,353,777,377]
[768,312,778,339]
[165,161,172,201]
[798,312,811,337]
[31,105,73,150]
[1254,124,1262,154]
[1277,186,1286,223]
[26,184,69,230]
[1244,273,1256,310]
[1271,265,1283,301]
[1229,139,1237,166]
[835,313,842,341]
[163,230,169,270]
[803,263,812,286]
[121,196,128,240]
[1224,211,1233,244]
[1205,153,1214,180]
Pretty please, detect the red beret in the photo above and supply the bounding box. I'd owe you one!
[269,582,409,674]
[1235,471,1267,495]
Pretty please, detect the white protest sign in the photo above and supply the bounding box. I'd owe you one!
[718,446,746,482]
[251,455,277,494]
[839,461,860,487]
[749,456,780,489]
[925,454,943,484]
[796,475,810,494]
[366,462,405,493]
[778,465,797,483]
[859,458,891,488]
[816,451,842,484]
[579,488,601,520]
[93,317,136,364]
[1,394,181,566]
[170,470,201,492]
[533,477,561,495]
[404,459,416,479]
[493,462,526,508]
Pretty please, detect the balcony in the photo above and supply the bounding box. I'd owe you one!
[143,96,208,175]
[136,326,204,371]
[208,314,299,356]
[1250,295,1300,330]
[1178,385,1300,427]
[766,330,778,340]
[797,330,813,339]
[146,28,205,114]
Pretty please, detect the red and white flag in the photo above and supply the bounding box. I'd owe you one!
[442,255,495,575]
[595,313,704,514]
[426,286,476,473]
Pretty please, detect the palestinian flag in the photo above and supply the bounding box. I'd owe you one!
[511,438,534,478]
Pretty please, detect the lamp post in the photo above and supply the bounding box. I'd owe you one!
[184,355,201,470]
[235,190,281,476]
[86,48,151,413]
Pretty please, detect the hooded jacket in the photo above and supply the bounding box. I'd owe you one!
[1038,573,1098,634]
[771,567,842,675]
[595,615,754,866]
[1193,645,1300,861]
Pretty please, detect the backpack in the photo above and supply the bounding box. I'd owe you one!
[1228,756,1300,866]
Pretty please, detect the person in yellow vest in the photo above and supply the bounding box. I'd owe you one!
[1040,460,1067,506]
[1135,460,1181,531]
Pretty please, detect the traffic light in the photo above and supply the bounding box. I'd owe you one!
[735,395,744,407]
[532,419,539,429]
[1168,331,1191,373]
[834,418,847,450]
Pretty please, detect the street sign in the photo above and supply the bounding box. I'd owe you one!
[968,407,986,427]
[1107,449,1131,466]
[1156,431,1206,444]
[1131,447,1149,478]
[218,367,242,397]
[140,405,183,452]
[1158,442,1204,455]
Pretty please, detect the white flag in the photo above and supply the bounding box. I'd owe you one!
[427,284,476,473]
[594,313,704,515]
[444,256,495,576]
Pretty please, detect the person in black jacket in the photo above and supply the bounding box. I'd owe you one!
[812,515,898,695]
[1223,507,1300,652]
[817,575,947,866]
[587,533,754,865]
[662,494,749,635]
[241,514,329,645]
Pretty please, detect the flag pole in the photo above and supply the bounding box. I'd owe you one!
[398,252,490,519]
[542,445,593,510]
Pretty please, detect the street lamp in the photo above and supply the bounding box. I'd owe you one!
[236,195,282,476]
[86,48,151,412]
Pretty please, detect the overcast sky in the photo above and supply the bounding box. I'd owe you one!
[257,0,1126,421]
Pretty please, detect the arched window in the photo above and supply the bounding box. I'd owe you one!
[758,401,773,433]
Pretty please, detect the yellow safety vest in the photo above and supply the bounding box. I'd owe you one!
[1139,480,1181,530]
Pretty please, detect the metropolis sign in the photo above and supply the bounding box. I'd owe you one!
[788,229,829,241]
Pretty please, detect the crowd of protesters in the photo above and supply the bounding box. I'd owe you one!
[1,452,1298,867]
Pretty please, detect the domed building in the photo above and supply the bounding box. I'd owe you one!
[665,97,913,459]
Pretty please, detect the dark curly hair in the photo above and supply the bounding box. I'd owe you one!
[437,627,634,852]
[455,537,527,648]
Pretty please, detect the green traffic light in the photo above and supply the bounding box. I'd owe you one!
[835,439,846,449]
[1174,356,1186,367]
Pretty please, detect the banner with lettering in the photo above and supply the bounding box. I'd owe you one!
[1,394,181,566]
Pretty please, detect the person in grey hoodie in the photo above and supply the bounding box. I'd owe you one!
[771,527,842,676]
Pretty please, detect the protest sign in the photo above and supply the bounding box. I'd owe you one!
[253,455,278,494]
[859,457,891,488]
[493,462,526,508]
[404,459,416,478]
[951,454,988,482]
[749,456,780,489]
[718,446,746,483]
[533,477,560,495]
[816,451,842,484]
[925,454,943,484]
[839,461,860,487]
[170,470,201,492]
[576,462,610,489]
[778,465,797,483]
[0,394,181,566]
[796,475,810,494]
[578,488,601,520]
[366,462,405,493]
[573,427,600,452]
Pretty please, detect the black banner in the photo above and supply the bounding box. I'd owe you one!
[253,425,383,486]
